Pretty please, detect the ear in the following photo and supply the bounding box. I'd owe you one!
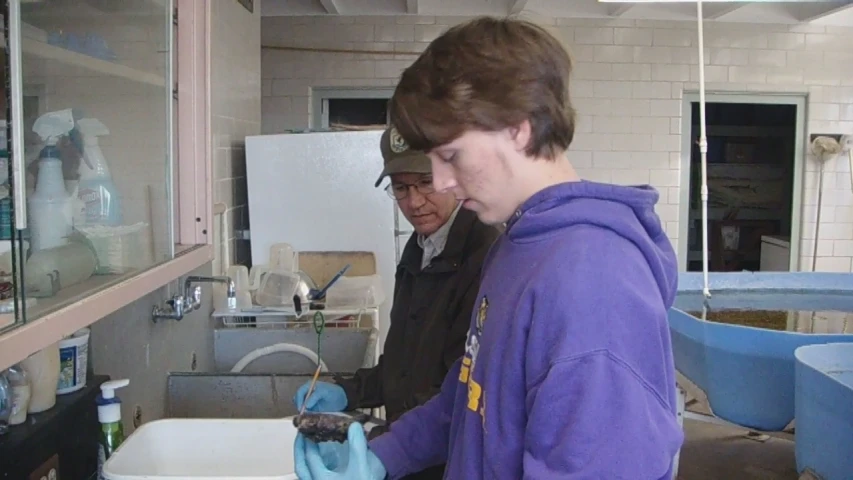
[506,120,532,154]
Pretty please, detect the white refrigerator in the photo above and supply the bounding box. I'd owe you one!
[245,130,414,347]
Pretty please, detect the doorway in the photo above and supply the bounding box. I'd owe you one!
[678,94,806,273]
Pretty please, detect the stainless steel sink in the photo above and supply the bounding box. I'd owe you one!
[167,327,380,419]
[214,327,378,374]
[167,372,332,418]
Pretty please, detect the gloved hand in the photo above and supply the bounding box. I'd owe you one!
[294,422,387,480]
[293,381,348,413]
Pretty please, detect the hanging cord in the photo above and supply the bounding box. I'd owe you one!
[696,0,711,306]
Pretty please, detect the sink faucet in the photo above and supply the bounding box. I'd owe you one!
[152,275,236,322]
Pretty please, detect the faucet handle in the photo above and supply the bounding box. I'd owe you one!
[190,285,202,310]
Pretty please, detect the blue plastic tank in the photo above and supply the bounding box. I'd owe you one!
[795,343,853,479]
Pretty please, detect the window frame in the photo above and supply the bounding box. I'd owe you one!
[310,87,395,129]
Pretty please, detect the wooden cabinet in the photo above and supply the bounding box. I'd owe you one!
[0,0,213,370]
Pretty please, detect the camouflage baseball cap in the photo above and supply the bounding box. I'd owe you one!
[374,126,431,188]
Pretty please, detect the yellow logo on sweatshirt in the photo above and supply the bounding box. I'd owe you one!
[476,296,488,335]
[460,295,488,420]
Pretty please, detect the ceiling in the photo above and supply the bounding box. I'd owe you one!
[260,0,853,26]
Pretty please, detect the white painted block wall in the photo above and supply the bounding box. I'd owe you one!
[261,15,853,272]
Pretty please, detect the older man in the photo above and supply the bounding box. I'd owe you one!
[294,126,500,480]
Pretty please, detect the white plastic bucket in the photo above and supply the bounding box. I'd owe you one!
[57,328,89,395]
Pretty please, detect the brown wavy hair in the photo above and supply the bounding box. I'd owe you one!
[389,16,576,161]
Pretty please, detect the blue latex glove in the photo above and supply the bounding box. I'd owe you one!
[293,381,348,413]
[294,422,387,480]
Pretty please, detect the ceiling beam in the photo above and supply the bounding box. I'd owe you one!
[318,0,340,14]
[607,4,634,17]
[509,0,529,15]
[793,0,853,22]
[703,4,747,20]
[406,0,419,14]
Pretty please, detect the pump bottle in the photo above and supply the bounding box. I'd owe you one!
[97,378,129,479]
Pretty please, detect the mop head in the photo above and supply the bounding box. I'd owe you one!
[811,136,842,158]
[293,412,371,443]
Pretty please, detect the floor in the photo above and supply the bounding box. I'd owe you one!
[678,419,799,480]
[676,375,802,480]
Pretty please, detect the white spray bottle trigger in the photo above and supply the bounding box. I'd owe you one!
[32,108,75,146]
[77,118,109,143]
[100,379,130,400]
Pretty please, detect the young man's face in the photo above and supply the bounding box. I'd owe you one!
[427,129,522,225]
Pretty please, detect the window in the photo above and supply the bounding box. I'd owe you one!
[311,87,394,129]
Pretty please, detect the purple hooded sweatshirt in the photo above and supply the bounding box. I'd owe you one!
[369,180,684,479]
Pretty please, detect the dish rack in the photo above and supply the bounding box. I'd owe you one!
[218,244,384,329]
[213,306,379,329]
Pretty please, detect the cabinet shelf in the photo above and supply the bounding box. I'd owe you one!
[24,39,166,87]
[21,0,168,20]
[0,246,213,371]
[1,30,166,87]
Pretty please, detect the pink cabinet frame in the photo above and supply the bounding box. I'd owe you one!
[0,0,214,370]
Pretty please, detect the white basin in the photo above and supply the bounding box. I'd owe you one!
[103,417,300,479]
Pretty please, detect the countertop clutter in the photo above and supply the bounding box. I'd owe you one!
[0,374,107,480]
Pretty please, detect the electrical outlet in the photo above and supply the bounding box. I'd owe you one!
[28,453,59,480]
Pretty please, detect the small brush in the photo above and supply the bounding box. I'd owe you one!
[299,363,323,416]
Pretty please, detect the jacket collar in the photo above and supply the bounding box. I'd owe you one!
[399,208,479,274]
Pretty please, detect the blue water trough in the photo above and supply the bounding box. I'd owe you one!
[669,272,853,432]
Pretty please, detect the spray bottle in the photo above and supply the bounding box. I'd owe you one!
[29,109,74,252]
[76,118,122,226]
[97,378,129,479]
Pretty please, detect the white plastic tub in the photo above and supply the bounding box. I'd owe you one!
[57,328,89,395]
[103,418,300,479]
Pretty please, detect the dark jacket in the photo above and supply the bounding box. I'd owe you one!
[335,208,500,479]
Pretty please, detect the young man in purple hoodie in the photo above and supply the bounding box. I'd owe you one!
[294,16,684,480]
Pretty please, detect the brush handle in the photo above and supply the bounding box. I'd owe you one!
[299,364,323,416]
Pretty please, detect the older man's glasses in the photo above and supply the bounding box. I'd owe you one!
[385,177,436,200]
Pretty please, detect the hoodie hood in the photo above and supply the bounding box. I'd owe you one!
[505,180,678,305]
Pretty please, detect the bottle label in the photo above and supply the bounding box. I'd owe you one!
[58,347,76,391]
[79,187,105,223]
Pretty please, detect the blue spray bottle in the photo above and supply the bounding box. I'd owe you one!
[75,118,122,226]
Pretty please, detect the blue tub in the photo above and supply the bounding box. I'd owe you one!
[795,343,853,479]
[670,272,853,432]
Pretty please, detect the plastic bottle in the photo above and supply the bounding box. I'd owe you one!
[19,343,61,413]
[29,109,74,252]
[97,378,129,480]
[5,364,30,425]
[0,374,10,435]
[76,118,122,226]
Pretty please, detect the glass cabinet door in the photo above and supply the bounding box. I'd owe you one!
[2,0,174,328]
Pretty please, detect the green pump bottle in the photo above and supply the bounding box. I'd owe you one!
[96,379,129,479]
